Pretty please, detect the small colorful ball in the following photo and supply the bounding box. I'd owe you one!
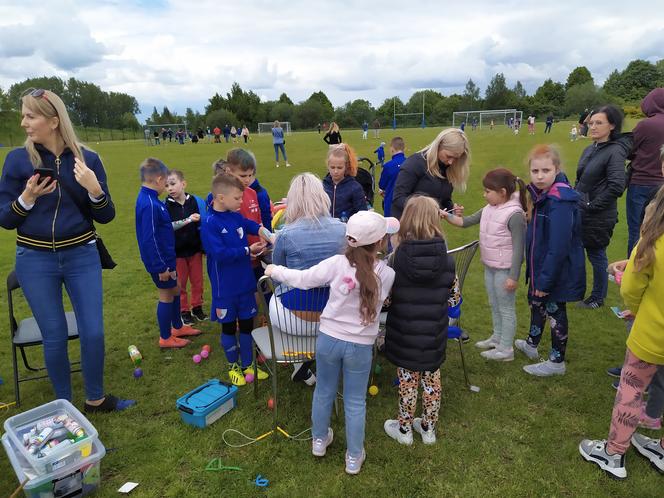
[244,373,255,383]
[368,385,379,396]
[200,349,209,359]
[202,344,211,353]
[192,354,202,364]
[267,398,275,410]
[133,368,143,378]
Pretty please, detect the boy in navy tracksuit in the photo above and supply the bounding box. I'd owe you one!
[201,173,274,386]
[374,142,386,166]
[135,158,201,349]
[165,169,207,325]
[378,137,406,217]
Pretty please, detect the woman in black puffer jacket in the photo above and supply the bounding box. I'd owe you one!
[383,196,456,446]
[575,105,631,309]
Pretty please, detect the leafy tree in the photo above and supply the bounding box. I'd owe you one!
[618,60,661,101]
[484,73,514,109]
[462,79,481,110]
[563,82,609,116]
[602,69,623,98]
[205,108,239,128]
[292,99,326,130]
[375,97,405,126]
[8,77,66,108]
[565,66,594,90]
[161,106,175,124]
[532,79,566,115]
[149,107,161,124]
[278,93,294,105]
[307,91,334,120]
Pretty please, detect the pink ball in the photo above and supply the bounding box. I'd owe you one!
[192,354,202,364]
[200,349,209,359]
[244,373,255,383]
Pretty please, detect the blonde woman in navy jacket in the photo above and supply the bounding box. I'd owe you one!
[0,89,134,412]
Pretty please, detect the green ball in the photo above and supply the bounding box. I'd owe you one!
[374,364,382,375]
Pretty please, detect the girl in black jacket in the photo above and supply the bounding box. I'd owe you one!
[383,196,456,446]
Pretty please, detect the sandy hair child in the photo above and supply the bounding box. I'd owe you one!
[445,168,527,361]
[382,196,455,446]
[201,173,274,386]
[322,143,367,220]
[265,211,398,475]
[570,125,578,141]
[513,145,585,376]
[379,137,407,218]
[165,169,207,324]
[580,185,664,479]
[135,158,202,349]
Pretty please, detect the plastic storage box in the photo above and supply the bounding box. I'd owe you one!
[3,399,98,474]
[3,433,105,498]
[176,379,238,428]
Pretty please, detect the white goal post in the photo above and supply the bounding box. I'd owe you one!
[257,122,291,135]
[452,109,523,129]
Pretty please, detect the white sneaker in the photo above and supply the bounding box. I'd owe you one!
[475,335,499,350]
[481,347,514,362]
[631,433,664,473]
[312,427,333,457]
[523,360,566,376]
[345,449,366,475]
[383,420,413,445]
[515,339,539,360]
[413,417,436,445]
[286,162,291,167]
[276,163,280,168]
[579,439,626,479]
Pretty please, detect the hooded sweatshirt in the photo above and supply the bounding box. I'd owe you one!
[384,238,456,371]
[630,88,664,186]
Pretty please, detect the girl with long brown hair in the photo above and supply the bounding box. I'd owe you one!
[266,211,398,475]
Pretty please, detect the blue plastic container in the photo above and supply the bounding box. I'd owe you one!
[176,379,238,428]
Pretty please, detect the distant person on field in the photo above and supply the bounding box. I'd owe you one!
[272,120,290,167]
[460,121,466,132]
[527,114,535,135]
[165,169,207,326]
[570,125,578,141]
[317,123,322,134]
[153,130,160,145]
[362,121,368,140]
[323,144,367,220]
[578,108,592,137]
[625,88,664,257]
[213,125,221,143]
[241,125,250,143]
[223,124,230,142]
[378,137,406,217]
[206,126,212,143]
[544,114,554,134]
[323,122,343,146]
[135,158,202,350]
[373,119,381,138]
[230,125,238,143]
[374,141,385,166]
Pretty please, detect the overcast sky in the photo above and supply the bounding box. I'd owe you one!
[1,0,662,119]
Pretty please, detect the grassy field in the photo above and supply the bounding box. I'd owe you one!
[0,122,661,497]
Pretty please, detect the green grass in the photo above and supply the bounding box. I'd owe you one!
[1,123,660,497]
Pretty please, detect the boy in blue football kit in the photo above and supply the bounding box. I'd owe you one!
[201,173,275,386]
[135,158,201,349]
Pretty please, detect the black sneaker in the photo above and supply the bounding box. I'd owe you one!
[181,311,194,326]
[460,331,471,344]
[292,361,316,386]
[576,297,603,309]
[606,366,622,378]
[191,306,208,321]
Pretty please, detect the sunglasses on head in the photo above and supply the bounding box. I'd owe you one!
[22,88,51,103]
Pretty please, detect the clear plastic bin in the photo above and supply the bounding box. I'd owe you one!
[3,399,98,474]
[3,433,105,498]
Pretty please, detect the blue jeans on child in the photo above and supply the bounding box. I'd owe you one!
[626,184,661,257]
[15,243,105,401]
[274,143,287,162]
[312,332,373,458]
[484,267,516,348]
[585,246,608,302]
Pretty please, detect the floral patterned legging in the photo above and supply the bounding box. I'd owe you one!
[397,367,441,432]
[525,300,568,363]
[608,348,664,455]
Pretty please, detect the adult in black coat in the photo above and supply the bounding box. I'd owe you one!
[391,128,470,220]
[575,105,630,309]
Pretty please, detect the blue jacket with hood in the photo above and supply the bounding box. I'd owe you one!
[322,174,367,219]
[525,173,586,302]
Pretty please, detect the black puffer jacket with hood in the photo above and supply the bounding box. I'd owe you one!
[384,238,455,372]
[575,134,631,248]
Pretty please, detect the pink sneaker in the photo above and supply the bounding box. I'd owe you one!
[639,405,662,430]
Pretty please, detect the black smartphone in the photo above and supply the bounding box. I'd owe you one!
[34,168,55,184]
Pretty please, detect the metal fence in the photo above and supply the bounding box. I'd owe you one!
[0,127,143,148]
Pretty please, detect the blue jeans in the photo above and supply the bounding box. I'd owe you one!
[585,246,608,301]
[274,143,287,162]
[626,184,660,257]
[15,243,105,401]
[312,332,373,457]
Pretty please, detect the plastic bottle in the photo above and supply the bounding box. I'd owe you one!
[340,211,348,223]
[35,414,67,432]
[128,345,142,366]
[40,439,74,457]
[63,418,85,439]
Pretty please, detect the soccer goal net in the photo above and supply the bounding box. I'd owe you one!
[392,113,426,129]
[452,110,523,129]
[257,122,291,135]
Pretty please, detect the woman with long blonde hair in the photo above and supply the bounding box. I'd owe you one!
[391,128,470,219]
[0,88,134,412]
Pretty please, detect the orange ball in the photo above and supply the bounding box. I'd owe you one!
[202,344,211,353]
[267,398,275,410]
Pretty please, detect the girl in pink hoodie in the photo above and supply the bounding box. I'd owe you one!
[266,211,397,475]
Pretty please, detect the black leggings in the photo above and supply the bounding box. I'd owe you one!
[221,319,254,336]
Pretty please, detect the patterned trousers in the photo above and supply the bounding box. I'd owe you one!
[397,367,441,432]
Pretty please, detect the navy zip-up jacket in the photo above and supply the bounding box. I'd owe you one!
[250,179,272,229]
[525,173,586,302]
[0,145,114,250]
[135,186,175,274]
[164,194,202,257]
[322,174,367,219]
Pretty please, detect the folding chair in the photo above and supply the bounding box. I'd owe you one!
[447,240,480,391]
[251,275,327,432]
[7,270,80,406]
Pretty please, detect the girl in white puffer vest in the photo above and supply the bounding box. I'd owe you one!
[445,168,527,361]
